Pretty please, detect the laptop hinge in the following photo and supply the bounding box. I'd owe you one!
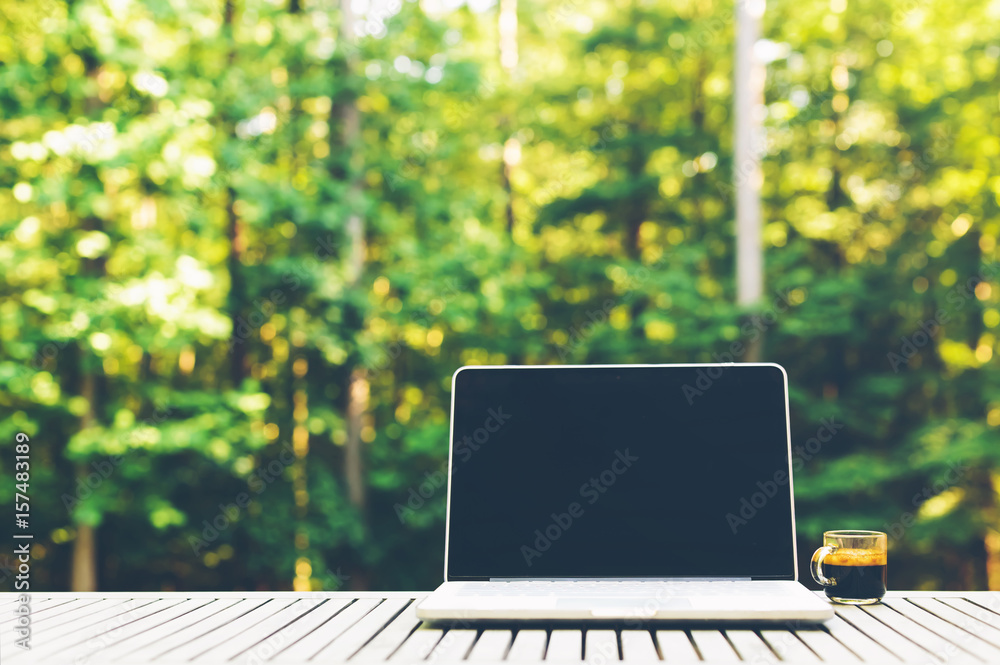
[488,577,753,582]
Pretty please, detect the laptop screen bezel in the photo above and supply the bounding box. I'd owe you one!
[441,363,800,583]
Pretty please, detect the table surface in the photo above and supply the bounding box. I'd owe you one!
[2,590,1000,664]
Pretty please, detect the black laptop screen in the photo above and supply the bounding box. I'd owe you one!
[445,364,796,580]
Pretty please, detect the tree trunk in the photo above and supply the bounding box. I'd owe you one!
[501,147,516,235]
[71,363,99,591]
[71,521,97,592]
[227,191,247,386]
[68,29,108,595]
[333,0,369,545]
[499,0,518,235]
[734,0,766,361]
[987,526,1000,590]
[624,124,647,260]
[224,0,247,387]
[345,368,368,511]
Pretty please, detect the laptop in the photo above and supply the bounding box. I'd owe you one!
[415,363,834,622]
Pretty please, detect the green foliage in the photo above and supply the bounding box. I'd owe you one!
[0,0,998,592]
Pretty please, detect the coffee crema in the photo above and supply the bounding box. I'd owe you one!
[824,548,887,567]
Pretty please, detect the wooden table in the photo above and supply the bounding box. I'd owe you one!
[2,591,999,663]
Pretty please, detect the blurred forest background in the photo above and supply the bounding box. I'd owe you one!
[1,0,999,593]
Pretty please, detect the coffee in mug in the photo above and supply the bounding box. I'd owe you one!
[810,530,887,605]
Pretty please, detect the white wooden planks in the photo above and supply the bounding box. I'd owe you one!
[391,628,444,661]
[4,591,1000,663]
[162,597,299,661]
[0,597,79,626]
[507,629,547,660]
[546,630,583,661]
[883,598,1000,662]
[0,597,117,652]
[725,630,777,663]
[620,630,658,661]
[272,597,383,661]
[863,601,980,663]
[836,604,933,662]
[655,629,701,662]
[426,628,478,661]
[584,629,618,662]
[758,629,821,662]
[688,630,739,662]
[353,600,425,662]
[225,598,352,664]
[793,625,862,663]
[10,597,191,662]
[467,630,513,661]
[127,598,268,661]
[312,596,411,661]
[822,614,900,662]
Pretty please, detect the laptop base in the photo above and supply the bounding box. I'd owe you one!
[416,580,835,622]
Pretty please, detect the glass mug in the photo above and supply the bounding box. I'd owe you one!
[810,530,887,605]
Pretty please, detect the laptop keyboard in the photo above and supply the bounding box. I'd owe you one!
[454,581,791,597]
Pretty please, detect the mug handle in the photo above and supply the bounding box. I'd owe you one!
[810,545,838,587]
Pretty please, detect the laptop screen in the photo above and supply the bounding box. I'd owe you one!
[445,364,797,581]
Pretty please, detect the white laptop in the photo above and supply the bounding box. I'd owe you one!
[415,363,834,622]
